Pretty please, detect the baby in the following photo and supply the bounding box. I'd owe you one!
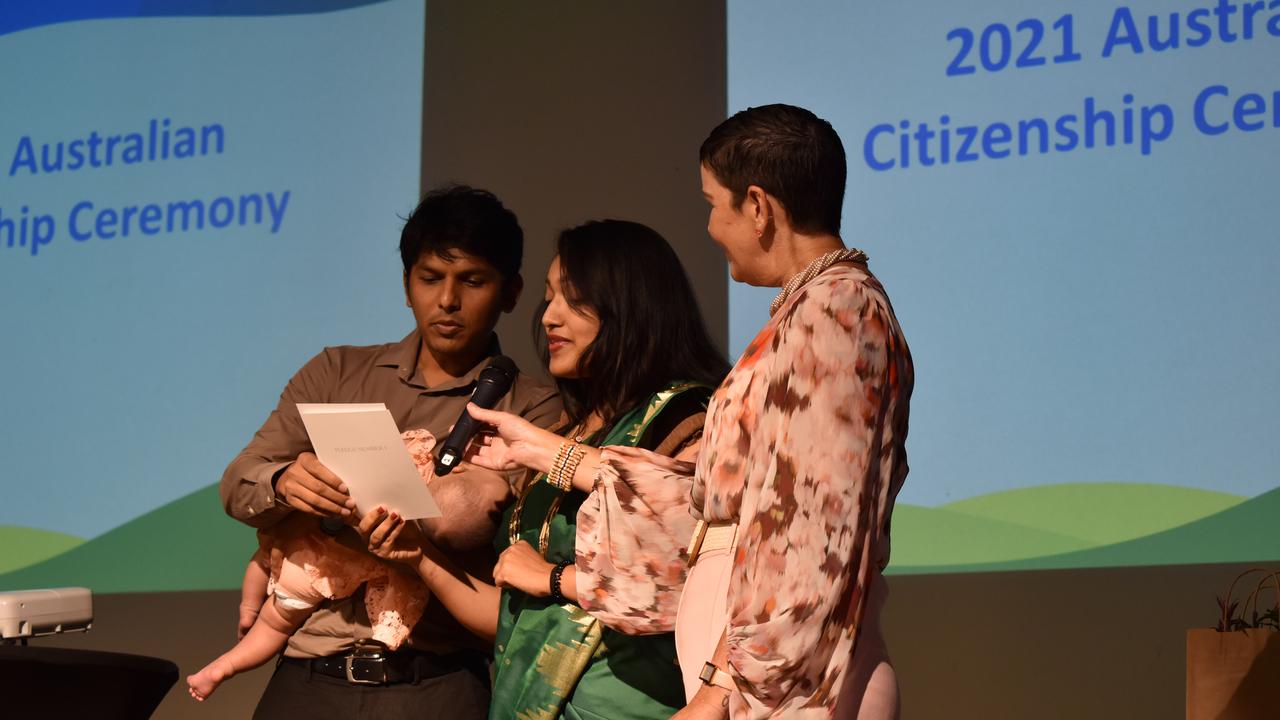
[188,429,508,701]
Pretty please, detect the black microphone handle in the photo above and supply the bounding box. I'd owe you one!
[441,374,507,452]
[444,411,482,454]
[434,357,517,475]
[433,406,488,476]
[469,369,515,408]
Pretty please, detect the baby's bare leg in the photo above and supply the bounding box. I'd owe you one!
[187,597,312,701]
[239,549,271,639]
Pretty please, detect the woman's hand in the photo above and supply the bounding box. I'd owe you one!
[465,403,562,474]
[493,540,557,597]
[358,506,428,567]
[671,686,731,719]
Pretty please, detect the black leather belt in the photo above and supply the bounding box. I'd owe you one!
[283,645,484,686]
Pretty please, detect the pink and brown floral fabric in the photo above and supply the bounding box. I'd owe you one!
[694,264,913,718]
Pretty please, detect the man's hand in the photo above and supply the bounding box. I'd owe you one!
[493,540,556,597]
[274,452,356,517]
[358,506,428,567]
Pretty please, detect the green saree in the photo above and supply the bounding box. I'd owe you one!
[489,382,710,720]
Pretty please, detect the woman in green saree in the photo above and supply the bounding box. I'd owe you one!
[361,219,729,719]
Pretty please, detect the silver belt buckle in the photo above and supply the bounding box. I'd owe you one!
[344,642,387,685]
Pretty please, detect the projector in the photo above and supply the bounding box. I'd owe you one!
[0,588,93,640]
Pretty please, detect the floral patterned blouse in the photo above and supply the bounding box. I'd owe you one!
[574,263,911,717]
[695,263,913,718]
[576,444,703,633]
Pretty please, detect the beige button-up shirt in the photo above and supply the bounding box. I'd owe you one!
[220,330,561,657]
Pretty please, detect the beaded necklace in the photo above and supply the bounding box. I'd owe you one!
[769,247,868,316]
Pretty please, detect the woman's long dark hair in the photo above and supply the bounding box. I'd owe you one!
[534,220,730,427]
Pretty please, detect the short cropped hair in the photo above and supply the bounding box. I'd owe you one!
[699,104,846,236]
[399,185,523,280]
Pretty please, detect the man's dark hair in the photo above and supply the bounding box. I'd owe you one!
[699,103,846,236]
[399,185,523,280]
[535,220,730,427]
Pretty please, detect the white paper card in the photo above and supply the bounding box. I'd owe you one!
[297,403,441,519]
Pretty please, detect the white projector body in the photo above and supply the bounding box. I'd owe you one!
[0,587,93,639]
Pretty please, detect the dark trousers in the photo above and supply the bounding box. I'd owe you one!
[252,656,490,720]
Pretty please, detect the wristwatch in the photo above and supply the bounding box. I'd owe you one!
[698,661,735,690]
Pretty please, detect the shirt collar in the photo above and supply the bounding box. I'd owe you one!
[377,330,505,394]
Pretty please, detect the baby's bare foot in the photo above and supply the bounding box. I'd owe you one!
[187,657,235,701]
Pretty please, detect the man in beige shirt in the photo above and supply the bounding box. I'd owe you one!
[220,185,561,720]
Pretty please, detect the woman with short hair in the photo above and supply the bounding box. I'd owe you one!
[676,103,913,720]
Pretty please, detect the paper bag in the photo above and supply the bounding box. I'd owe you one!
[1187,567,1280,720]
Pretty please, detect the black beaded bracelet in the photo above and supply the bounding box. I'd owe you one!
[549,559,573,604]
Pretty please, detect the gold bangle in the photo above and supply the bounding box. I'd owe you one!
[546,442,572,491]
[551,441,577,491]
[560,444,585,491]
[558,443,577,491]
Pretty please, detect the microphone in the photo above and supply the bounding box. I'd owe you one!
[434,355,518,476]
